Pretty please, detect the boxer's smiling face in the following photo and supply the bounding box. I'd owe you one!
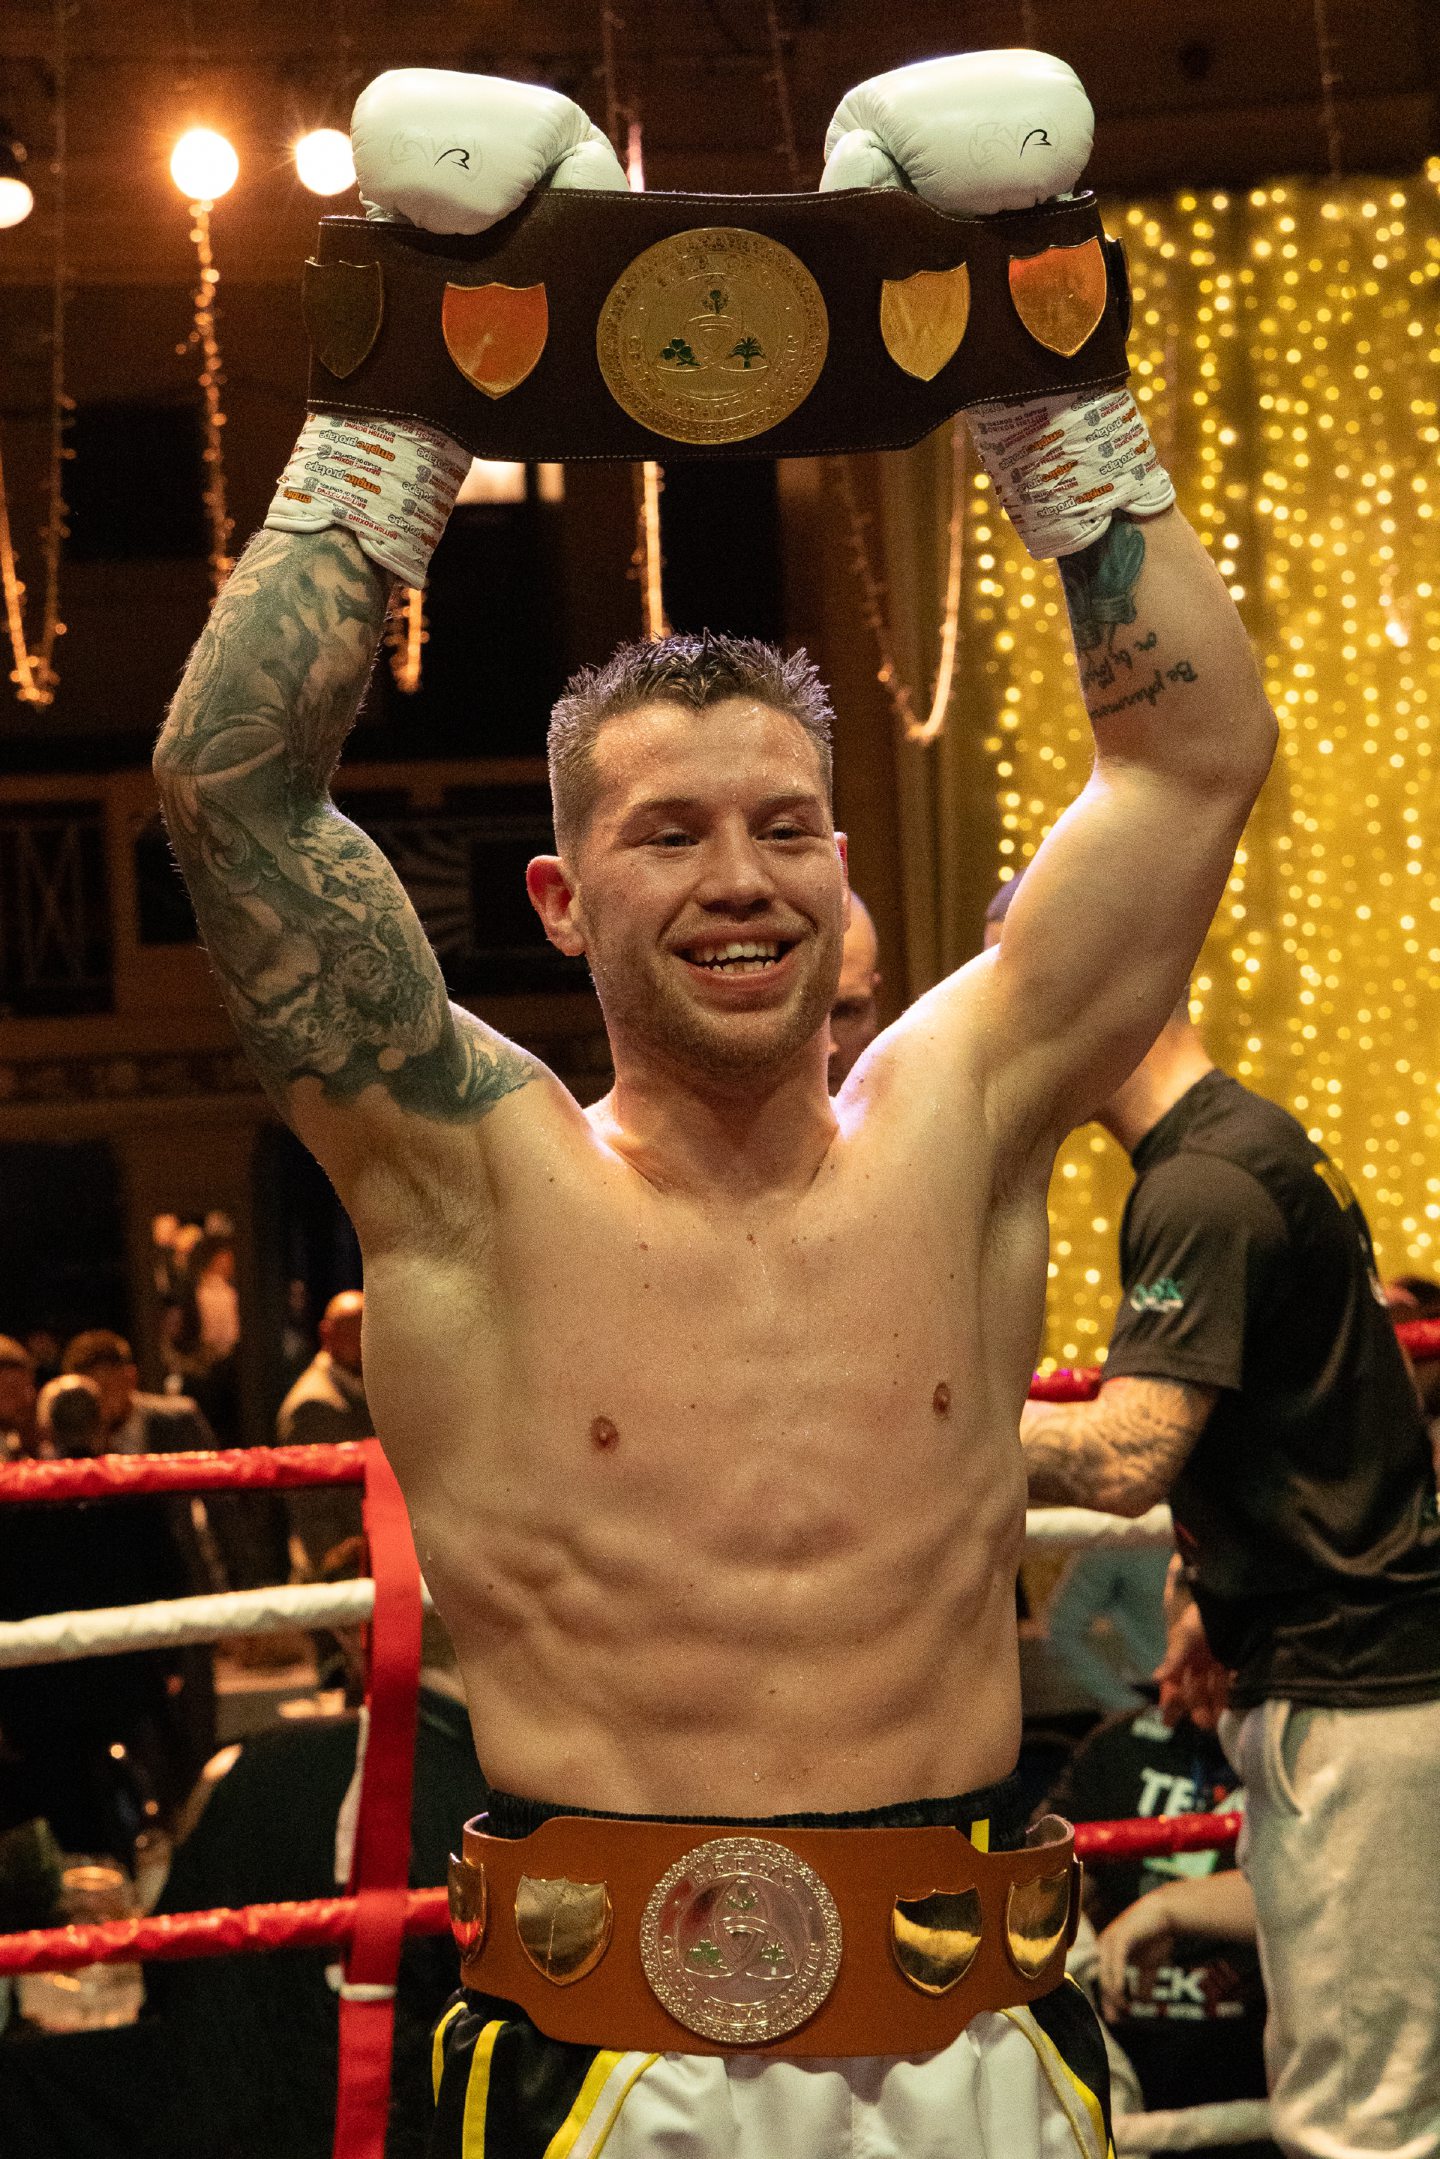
[535,697,847,1083]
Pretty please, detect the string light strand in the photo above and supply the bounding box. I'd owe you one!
[182,201,234,593]
[0,0,71,707]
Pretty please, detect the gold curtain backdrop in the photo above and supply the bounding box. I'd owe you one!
[877,167,1440,1366]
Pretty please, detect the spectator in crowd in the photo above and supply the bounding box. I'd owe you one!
[1045,1702,1273,2159]
[62,1328,216,1456]
[0,1336,37,1460]
[35,1371,106,1459]
[277,1290,369,1574]
[826,892,882,1091]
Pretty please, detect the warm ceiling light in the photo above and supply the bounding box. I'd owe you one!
[0,135,32,228]
[294,127,355,196]
[170,127,239,202]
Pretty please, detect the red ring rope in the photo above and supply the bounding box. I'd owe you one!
[0,1441,366,1503]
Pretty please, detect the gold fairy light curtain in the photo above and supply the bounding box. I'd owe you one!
[882,167,1440,1364]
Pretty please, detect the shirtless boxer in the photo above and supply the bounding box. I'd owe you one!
[155,51,1275,2159]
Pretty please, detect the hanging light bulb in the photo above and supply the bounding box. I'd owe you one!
[294,127,355,196]
[0,133,33,228]
[169,127,238,202]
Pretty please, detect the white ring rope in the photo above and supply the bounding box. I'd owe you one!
[1023,1503,1175,1549]
[0,1513,1169,1670]
[1114,2099,1272,2151]
[0,1577,434,1669]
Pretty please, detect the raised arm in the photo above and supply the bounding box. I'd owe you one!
[976,506,1276,1151]
[812,51,1276,1157]
[153,527,537,1235]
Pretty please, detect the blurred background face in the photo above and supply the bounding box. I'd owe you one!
[0,1360,36,1430]
[37,1373,104,1459]
[565,698,847,1084]
[320,1292,365,1376]
[827,896,881,1090]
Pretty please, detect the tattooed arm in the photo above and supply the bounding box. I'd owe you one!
[958,508,1277,1154]
[154,527,539,1232]
[1020,1375,1216,1515]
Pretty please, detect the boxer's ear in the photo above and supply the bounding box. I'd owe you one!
[526,855,587,956]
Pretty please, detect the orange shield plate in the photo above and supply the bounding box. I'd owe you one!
[443,281,549,399]
[302,258,384,380]
[1008,237,1108,357]
[447,1854,488,1957]
[879,263,971,382]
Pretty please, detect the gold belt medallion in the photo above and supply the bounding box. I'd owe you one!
[596,228,829,446]
[639,1835,842,2044]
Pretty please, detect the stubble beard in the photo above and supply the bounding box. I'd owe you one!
[589,932,840,1084]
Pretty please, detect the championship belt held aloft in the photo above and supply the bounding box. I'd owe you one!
[303,185,1131,463]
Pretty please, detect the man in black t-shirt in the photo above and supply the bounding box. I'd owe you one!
[1015,979,1440,2159]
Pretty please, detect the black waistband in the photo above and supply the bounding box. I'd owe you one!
[477,1771,1026,1850]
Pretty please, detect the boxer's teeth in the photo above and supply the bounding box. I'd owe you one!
[689,940,783,970]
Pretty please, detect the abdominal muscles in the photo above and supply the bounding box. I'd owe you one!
[409,1368,1026,1817]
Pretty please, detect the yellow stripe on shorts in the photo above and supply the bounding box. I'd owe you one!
[1002,1999,1109,2159]
[544,2049,658,2159]
[431,2000,466,2105]
[461,2019,505,2159]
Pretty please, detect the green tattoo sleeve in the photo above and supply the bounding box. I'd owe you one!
[154,527,535,1124]
[1058,515,1202,721]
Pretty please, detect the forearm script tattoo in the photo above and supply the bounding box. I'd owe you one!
[1058,516,1201,721]
[154,528,534,1122]
[1020,1376,1215,1512]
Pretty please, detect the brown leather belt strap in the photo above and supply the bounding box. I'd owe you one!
[304,188,1130,463]
[447,1809,1081,2057]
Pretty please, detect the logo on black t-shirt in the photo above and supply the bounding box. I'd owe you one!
[1129,1275,1185,1313]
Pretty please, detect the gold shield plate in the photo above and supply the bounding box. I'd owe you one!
[447,1854,488,1957]
[514,1874,613,1985]
[879,263,971,382]
[1008,237,1108,357]
[597,228,829,446]
[891,1887,983,1994]
[303,258,384,380]
[443,281,549,399]
[1006,1867,1073,1978]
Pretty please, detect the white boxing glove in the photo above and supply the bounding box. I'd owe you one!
[268,71,627,585]
[820,50,1092,216]
[821,50,1170,556]
[350,67,628,236]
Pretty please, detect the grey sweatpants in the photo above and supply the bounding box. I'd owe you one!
[1225,1695,1440,2159]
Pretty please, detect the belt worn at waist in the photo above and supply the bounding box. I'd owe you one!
[447,1777,1080,2056]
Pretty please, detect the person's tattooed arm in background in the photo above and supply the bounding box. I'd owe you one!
[153,529,534,1161]
[1020,1375,1217,1515]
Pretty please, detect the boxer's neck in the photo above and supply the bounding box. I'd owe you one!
[590,1040,839,1202]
